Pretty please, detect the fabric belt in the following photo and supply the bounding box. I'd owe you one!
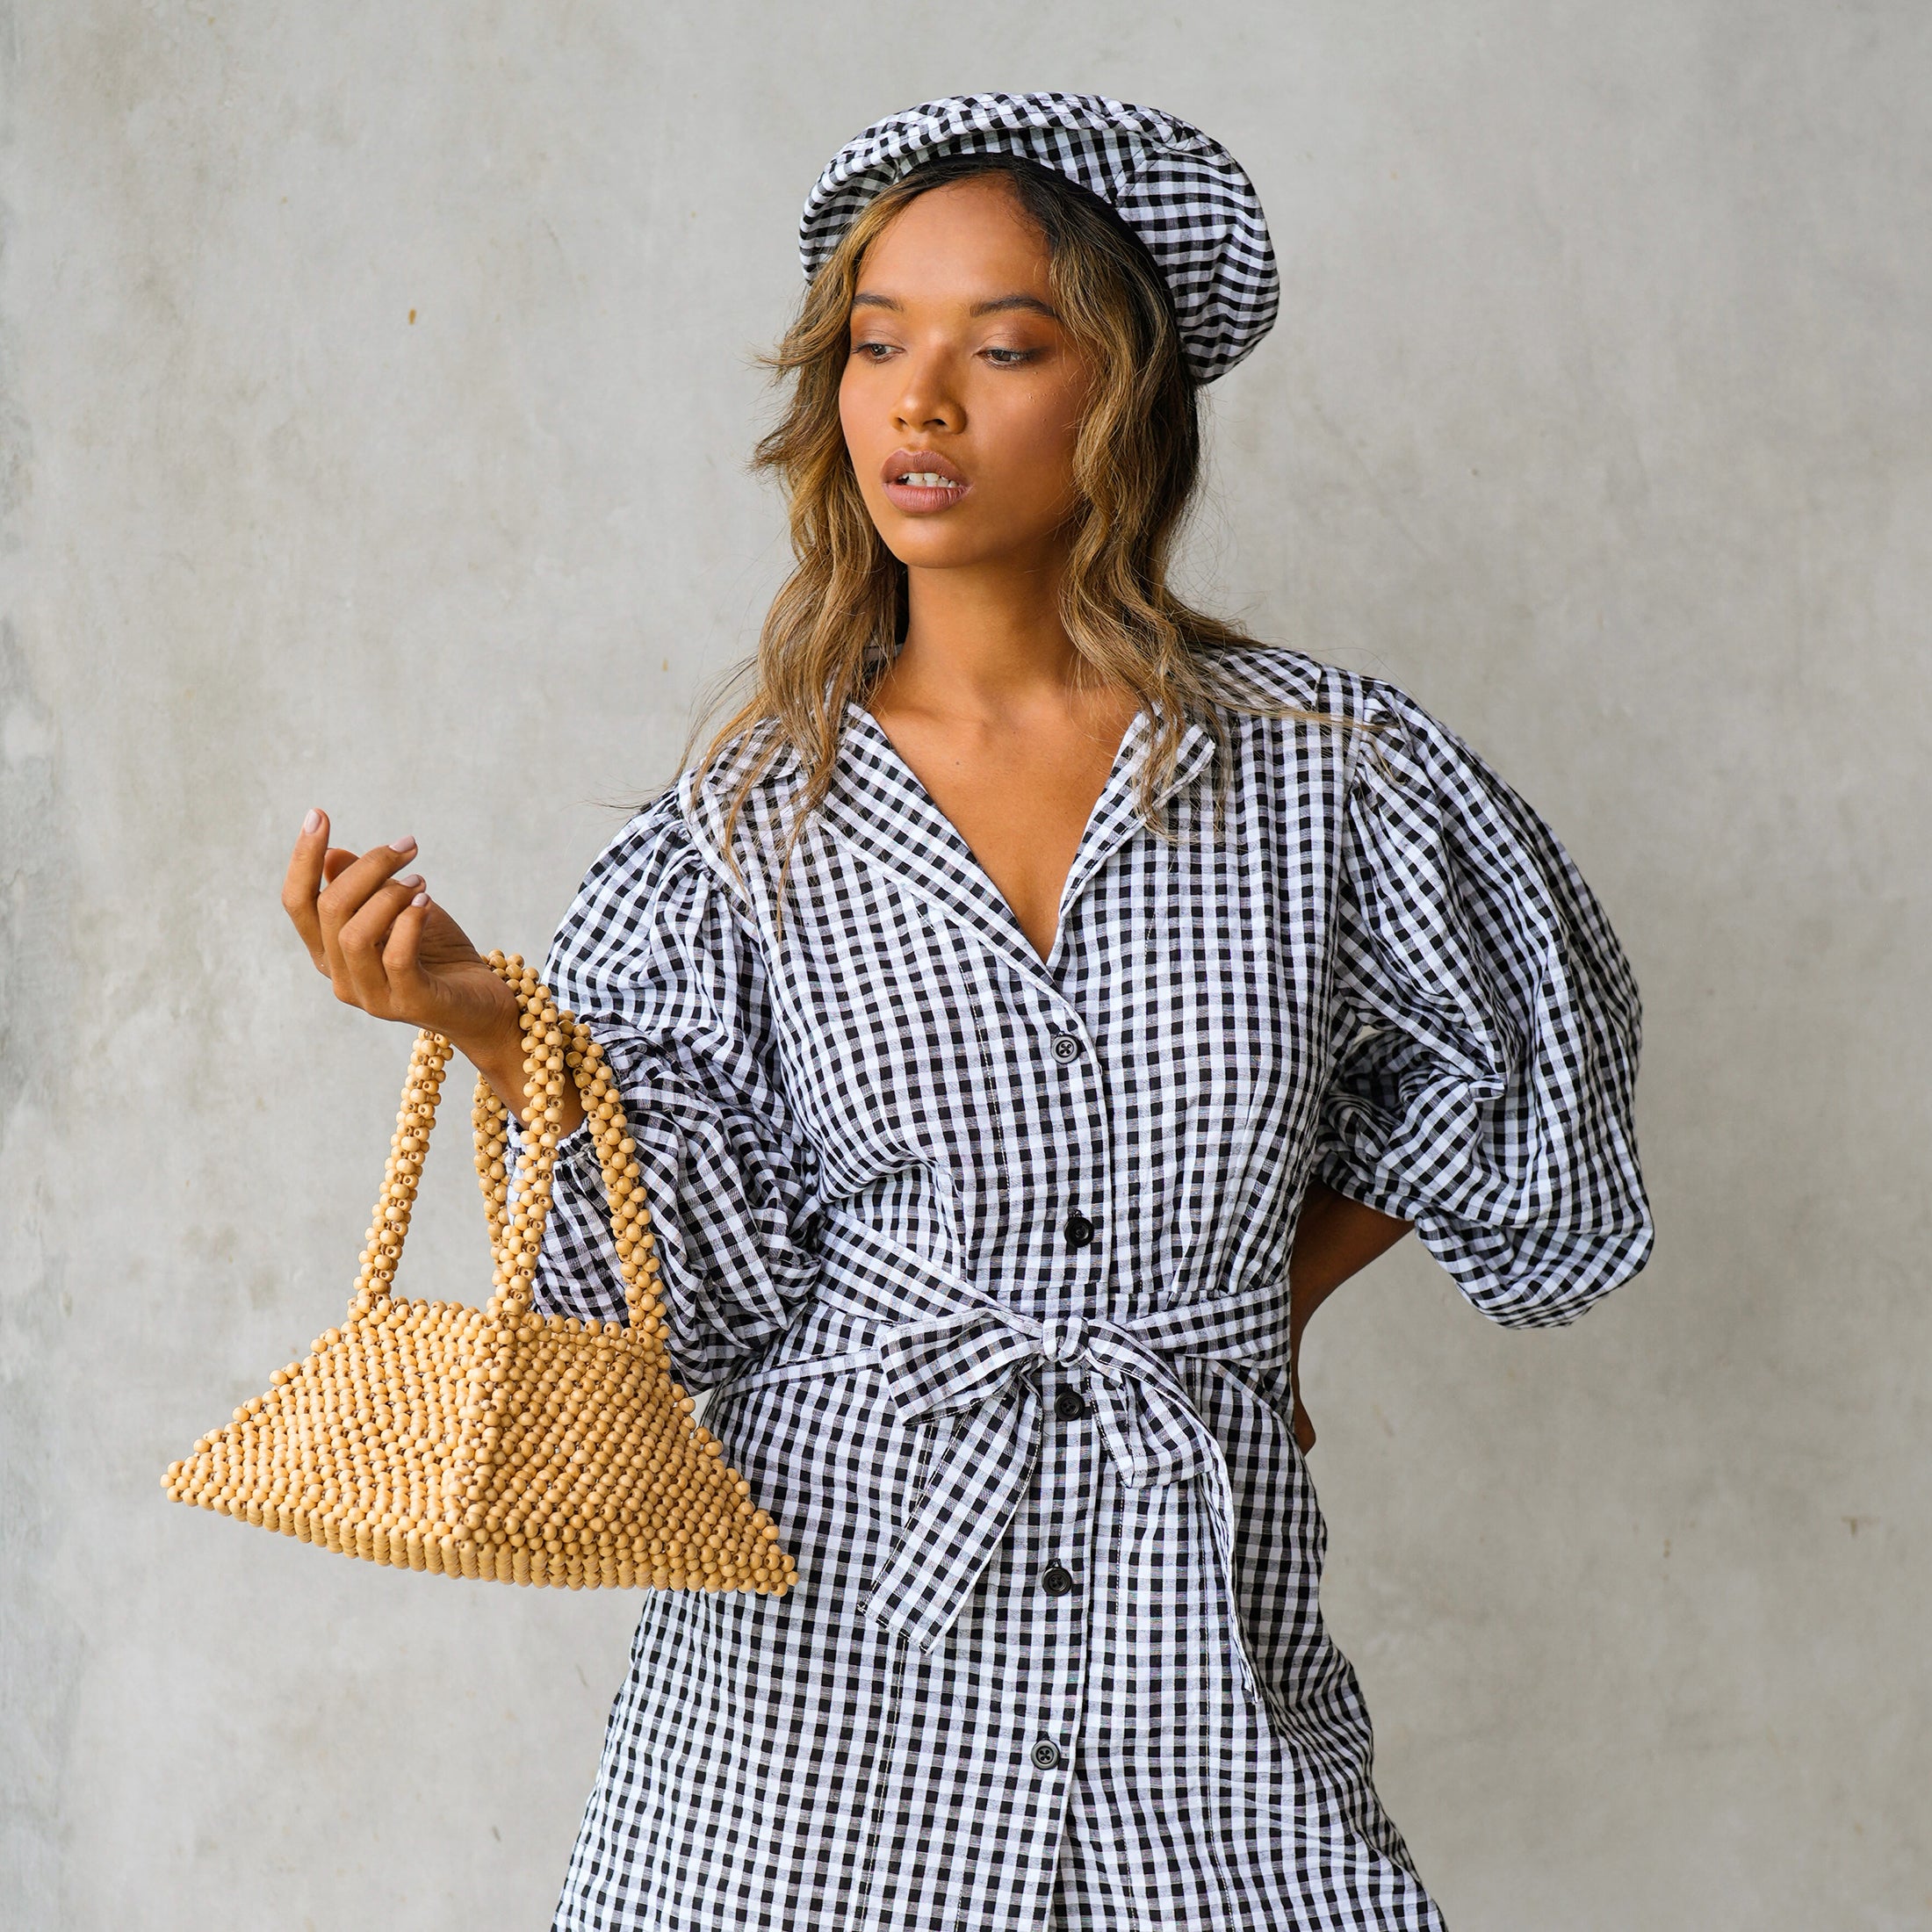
[708,1212,1294,1711]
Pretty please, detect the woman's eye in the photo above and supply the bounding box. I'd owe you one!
[852,342,896,362]
[984,347,1036,367]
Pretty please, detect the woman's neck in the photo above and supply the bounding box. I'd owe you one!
[884,551,1085,722]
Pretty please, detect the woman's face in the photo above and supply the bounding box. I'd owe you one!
[839,175,1093,575]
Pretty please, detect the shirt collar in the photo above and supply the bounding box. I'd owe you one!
[816,696,1219,990]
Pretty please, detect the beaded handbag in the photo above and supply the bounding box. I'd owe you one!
[162,951,797,1596]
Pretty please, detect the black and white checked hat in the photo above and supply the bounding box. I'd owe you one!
[798,91,1279,383]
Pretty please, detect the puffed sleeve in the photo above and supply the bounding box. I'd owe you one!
[514,787,824,1390]
[1314,681,1654,1327]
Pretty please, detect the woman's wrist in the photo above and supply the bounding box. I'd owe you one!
[457,1019,589,1139]
[451,1011,537,1122]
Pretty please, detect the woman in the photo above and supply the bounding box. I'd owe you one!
[284,94,1652,1932]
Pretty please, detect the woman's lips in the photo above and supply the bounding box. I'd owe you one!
[881,449,970,515]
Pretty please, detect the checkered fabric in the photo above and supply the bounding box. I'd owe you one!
[519,645,1654,1930]
[798,92,1280,383]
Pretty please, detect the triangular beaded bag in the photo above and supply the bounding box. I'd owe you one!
[162,951,797,1597]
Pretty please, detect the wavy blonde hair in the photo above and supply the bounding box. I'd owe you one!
[682,151,1347,923]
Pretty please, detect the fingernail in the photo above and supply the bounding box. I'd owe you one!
[396,872,423,890]
[410,891,429,908]
[391,833,417,855]
[302,808,322,835]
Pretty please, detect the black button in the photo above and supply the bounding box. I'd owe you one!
[1051,1033,1084,1063]
[1031,1740,1062,1770]
[1055,1388,1087,1421]
[1063,1213,1095,1249]
[1042,1563,1075,1596]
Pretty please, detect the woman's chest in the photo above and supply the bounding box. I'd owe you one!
[858,690,1146,967]
[755,760,1349,1197]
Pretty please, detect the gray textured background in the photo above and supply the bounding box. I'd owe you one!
[4,4,1927,1928]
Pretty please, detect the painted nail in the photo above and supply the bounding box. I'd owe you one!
[302,808,322,835]
[410,892,429,908]
[396,873,423,890]
[391,833,417,855]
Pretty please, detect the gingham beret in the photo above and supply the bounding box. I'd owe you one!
[798,91,1279,383]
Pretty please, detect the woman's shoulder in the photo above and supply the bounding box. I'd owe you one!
[673,713,811,893]
[1195,644,1450,800]
[554,720,802,977]
[1193,639,1415,732]
[1209,642,1514,775]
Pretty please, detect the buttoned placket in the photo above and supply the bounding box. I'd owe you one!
[1041,989,1108,1274]
[999,973,1111,1814]
[1014,1352,1103,1861]
[1043,1017,1090,1253]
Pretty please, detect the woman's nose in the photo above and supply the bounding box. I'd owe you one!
[892,353,964,433]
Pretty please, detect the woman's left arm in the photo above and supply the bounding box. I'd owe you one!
[1286,1179,1413,1453]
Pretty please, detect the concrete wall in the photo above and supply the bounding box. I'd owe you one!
[4,4,1925,1926]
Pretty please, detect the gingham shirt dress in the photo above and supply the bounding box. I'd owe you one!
[523,643,1654,1932]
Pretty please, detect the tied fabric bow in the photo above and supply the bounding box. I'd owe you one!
[707,1218,1296,1719]
[858,1300,1272,1705]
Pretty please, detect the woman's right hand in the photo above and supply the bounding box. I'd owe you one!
[282,807,528,1102]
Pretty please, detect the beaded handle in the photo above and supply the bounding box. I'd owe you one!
[347,952,668,1345]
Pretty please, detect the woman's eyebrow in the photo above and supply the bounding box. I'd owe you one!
[970,294,1060,321]
[847,292,1061,320]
